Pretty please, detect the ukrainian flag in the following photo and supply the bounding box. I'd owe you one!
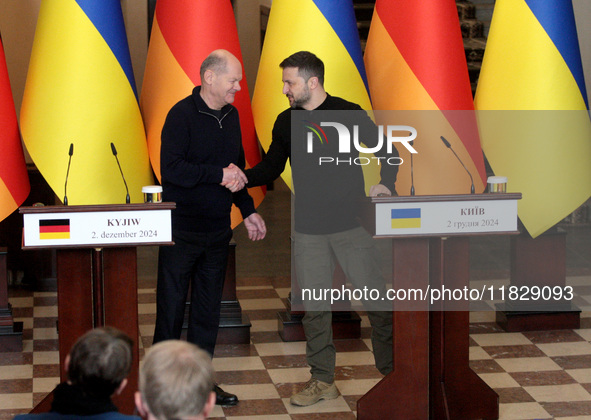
[20,0,153,205]
[140,0,264,228]
[391,208,421,229]
[475,0,591,238]
[364,0,487,196]
[0,35,29,222]
[252,0,373,190]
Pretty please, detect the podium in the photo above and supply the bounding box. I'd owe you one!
[357,193,520,420]
[20,203,174,414]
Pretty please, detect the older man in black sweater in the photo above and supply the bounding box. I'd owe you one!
[154,49,266,407]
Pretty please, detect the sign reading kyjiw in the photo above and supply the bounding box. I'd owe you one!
[22,204,173,248]
[373,194,519,237]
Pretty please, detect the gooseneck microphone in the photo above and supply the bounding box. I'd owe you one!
[110,142,130,204]
[440,136,475,194]
[64,143,74,205]
[409,140,415,196]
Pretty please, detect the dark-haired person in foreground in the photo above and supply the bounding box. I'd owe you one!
[243,51,399,407]
[14,327,139,419]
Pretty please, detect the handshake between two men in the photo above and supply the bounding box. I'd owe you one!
[220,162,266,242]
[221,162,248,193]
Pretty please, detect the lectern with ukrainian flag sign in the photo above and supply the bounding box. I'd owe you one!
[357,193,521,420]
[20,203,174,414]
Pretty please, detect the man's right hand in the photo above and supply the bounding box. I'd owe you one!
[221,163,248,192]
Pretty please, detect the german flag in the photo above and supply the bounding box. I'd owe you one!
[140,0,264,228]
[0,34,30,223]
[39,219,70,240]
[364,0,487,196]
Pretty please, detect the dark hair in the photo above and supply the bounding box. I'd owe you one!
[67,327,133,398]
[280,51,324,87]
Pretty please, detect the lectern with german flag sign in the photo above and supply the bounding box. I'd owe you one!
[20,203,174,414]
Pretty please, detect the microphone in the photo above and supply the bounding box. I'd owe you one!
[409,140,415,196]
[440,136,475,194]
[110,142,130,204]
[64,143,74,205]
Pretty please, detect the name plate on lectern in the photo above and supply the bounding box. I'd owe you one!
[368,193,520,237]
[21,203,175,249]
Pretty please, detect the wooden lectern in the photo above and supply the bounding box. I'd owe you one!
[357,193,520,420]
[20,203,174,414]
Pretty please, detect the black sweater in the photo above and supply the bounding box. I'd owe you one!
[245,94,399,234]
[161,86,256,232]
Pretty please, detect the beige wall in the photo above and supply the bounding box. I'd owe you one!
[236,0,272,94]
[0,0,41,116]
[121,0,148,93]
[234,0,262,95]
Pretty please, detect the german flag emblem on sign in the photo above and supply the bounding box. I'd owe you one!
[39,219,70,240]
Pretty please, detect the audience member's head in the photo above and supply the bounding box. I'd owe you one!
[66,326,134,398]
[135,340,216,420]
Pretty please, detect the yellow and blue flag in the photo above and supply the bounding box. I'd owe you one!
[474,0,591,237]
[20,0,153,205]
[391,208,421,229]
[0,34,29,222]
[252,0,372,189]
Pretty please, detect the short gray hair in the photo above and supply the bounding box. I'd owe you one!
[139,340,214,420]
[200,50,228,81]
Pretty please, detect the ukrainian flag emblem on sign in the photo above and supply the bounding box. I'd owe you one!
[391,208,421,229]
[39,219,70,240]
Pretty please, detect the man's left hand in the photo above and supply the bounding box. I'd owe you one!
[244,213,266,241]
[369,184,392,197]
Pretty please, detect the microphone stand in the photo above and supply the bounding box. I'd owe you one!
[110,142,131,204]
[409,140,415,196]
[440,136,475,194]
[64,143,74,205]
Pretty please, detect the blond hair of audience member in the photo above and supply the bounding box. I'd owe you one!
[135,340,216,420]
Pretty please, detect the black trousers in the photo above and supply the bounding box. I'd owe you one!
[153,227,232,356]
